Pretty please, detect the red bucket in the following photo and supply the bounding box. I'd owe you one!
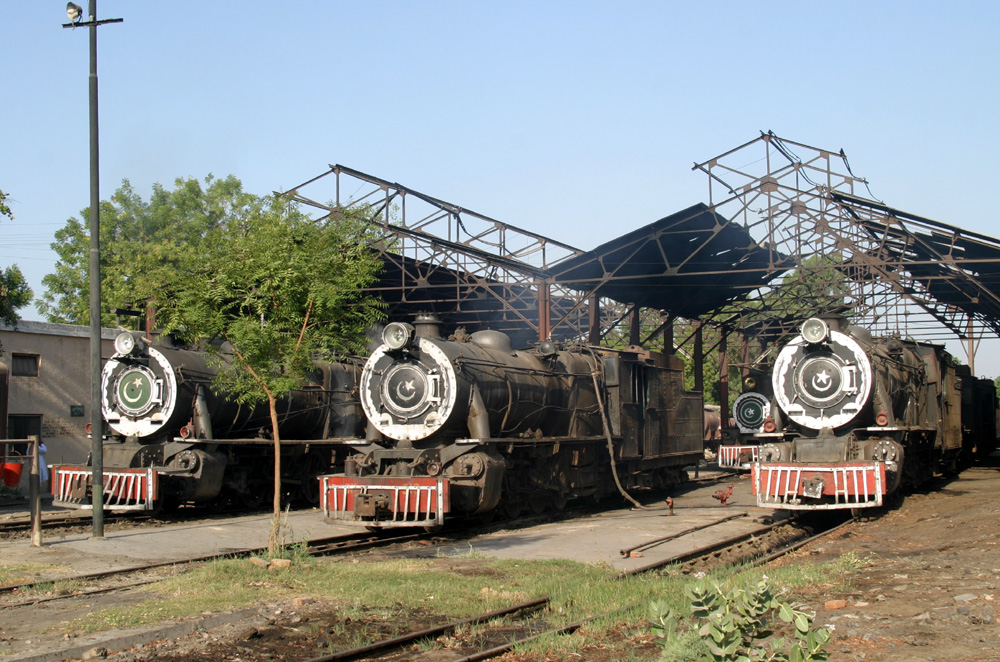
[2,459,23,488]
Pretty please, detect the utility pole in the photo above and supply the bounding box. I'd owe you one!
[63,1,123,539]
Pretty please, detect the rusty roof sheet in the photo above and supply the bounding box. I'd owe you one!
[834,192,1000,337]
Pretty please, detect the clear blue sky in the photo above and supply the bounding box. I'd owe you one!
[3,1,999,374]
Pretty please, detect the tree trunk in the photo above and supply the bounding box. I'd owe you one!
[268,395,282,556]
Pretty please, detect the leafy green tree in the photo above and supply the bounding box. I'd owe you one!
[0,189,12,220]
[0,189,33,341]
[40,175,255,326]
[160,198,385,553]
[0,266,32,329]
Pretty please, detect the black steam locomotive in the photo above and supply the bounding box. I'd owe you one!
[51,331,365,511]
[726,316,997,511]
[320,315,704,528]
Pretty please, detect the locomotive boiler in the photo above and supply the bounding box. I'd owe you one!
[321,314,704,528]
[745,315,996,510]
[51,331,364,511]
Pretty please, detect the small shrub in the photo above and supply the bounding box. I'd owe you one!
[650,577,830,661]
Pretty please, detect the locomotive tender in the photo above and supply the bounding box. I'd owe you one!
[725,316,997,511]
[51,331,365,511]
[320,314,704,528]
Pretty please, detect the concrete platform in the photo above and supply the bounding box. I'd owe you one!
[0,471,774,581]
[435,504,779,573]
[0,508,354,581]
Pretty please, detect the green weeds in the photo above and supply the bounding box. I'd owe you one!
[650,577,831,661]
[51,549,861,661]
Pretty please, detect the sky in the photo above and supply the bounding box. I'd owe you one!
[3,1,999,374]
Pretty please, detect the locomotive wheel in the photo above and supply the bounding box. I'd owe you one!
[478,511,497,525]
[298,451,329,505]
[528,494,548,515]
[496,499,523,520]
[205,492,232,513]
[150,495,180,517]
[241,480,271,509]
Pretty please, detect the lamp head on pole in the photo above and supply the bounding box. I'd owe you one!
[66,2,83,23]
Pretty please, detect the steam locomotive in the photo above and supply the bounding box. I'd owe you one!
[51,331,365,511]
[725,316,997,511]
[320,314,704,528]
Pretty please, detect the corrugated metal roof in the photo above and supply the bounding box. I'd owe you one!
[545,203,791,319]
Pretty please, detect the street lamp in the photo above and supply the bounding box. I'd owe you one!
[62,1,122,539]
[66,2,83,23]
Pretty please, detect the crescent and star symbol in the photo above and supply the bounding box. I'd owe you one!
[811,369,833,392]
[120,375,147,403]
[395,378,417,401]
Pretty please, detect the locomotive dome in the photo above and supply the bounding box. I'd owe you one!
[772,317,874,430]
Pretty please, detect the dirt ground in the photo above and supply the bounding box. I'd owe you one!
[7,463,1000,662]
[778,462,1000,662]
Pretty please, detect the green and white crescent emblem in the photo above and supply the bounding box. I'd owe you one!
[116,367,154,414]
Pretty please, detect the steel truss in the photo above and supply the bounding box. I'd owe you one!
[281,135,1000,379]
[282,165,621,346]
[693,131,1000,363]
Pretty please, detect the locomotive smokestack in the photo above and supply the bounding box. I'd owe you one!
[413,312,443,339]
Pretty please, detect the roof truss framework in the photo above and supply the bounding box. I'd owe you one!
[693,132,1000,351]
[280,135,1000,367]
[282,165,618,345]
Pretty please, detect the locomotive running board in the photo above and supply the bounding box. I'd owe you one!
[752,461,885,510]
[321,475,449,527]
[51,465,159,511]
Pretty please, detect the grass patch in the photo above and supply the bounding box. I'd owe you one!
[61,551,866,659]
[0,562,71,587]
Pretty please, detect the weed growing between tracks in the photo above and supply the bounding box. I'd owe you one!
[56,549,867,660]
[0,561,70,587]
[646,553,866,661]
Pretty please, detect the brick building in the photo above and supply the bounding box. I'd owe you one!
[1,321,116,488]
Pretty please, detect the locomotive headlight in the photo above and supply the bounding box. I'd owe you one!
[383,322,415,350]
[801,318,829,345]
[114,332,137,356]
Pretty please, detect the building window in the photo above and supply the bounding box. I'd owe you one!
[11,354,39,377]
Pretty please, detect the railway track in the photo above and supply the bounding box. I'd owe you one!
[0,475,837,661]
[282,514,850,662]
[0,529,433,604]
[0,504,284,537]
[0,507,852,662]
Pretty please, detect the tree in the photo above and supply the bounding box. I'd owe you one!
[0,266,32,329]
[159,198,385,554]
[0,189,12,220]
[0,189,33,340]
[40,175,255,326]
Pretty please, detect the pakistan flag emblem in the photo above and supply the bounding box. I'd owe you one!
[116,367,155,415]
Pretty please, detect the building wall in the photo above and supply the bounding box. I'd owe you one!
[1,321,117,484]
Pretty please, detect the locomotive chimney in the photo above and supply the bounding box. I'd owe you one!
[413,313,443,339]
[819,314,849,332]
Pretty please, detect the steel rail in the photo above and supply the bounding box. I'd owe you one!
[301,597,550,662]
[614,519,795,579]
[619,512,749,557]
[0,531,421,596]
